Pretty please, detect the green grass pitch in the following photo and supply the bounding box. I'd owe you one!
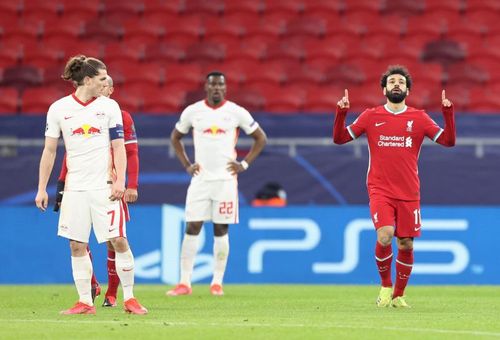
[0,285,499,339]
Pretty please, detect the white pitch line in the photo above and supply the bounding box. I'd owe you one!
[1,319,499,337]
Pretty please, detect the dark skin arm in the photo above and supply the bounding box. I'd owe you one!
[170,128,200,176]
[227,127,267,175]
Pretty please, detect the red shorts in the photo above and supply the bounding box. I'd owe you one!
[369,195,421,238]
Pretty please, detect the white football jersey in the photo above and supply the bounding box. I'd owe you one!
[175,99,259,181]
[45,94,123,191]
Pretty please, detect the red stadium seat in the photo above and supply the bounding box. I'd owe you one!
[1,65,43,91]
[466,0,500,12]
[437,84,470,112]
[325,63,367,86]
[224,39,267,63]
[58,40,105,61]
[285,64,326,85]
[0,87,19,114]
[21,87,65,115]
[245,16,287,42]
[263,0,304,16]
[0,42,22,67]
[144,43,186,63]
[382,1,424,15]
[141,86,188,114]
[3,21,43,42]
[123,19,165,45]
[164,16,204,42]
[406,13,448,40]
[102,0,144,18]
[345,0,383,14]
[61,0,103,19]
[304,0,343,16]
[244,61,287,87]
[425,0,464,14]
[43,16,85,42]
[229,89,266,112]
[445,62,489,85]
[0,1,21,16]
[327,12,380,38]
[263,85,306,113]
[304,38,346,67]
[21,0,62,21]
[286,16,327,39]
[204,17,246,41]
[224,0,264,15]
[84,19,124,42]
[104,42,144,64]
[304,85,344,113]
[185,0,224,15]
[142,0,184,15]
[110,89,143,113]
[421,38,466,65]
[41,65,74,91]
[111,61,165,86]
[265,38,305,63]
[468,87,500,113]
[22,41,66,68]
[164,64,204,88]
[185,42,226,63]
[203,61,247,87]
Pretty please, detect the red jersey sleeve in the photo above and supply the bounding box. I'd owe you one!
[58,153,68,181]
[420,111,443,141]
[122,110,139,189]
[347,109,372,139]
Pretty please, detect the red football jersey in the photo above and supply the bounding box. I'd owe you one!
[347,105,442,201]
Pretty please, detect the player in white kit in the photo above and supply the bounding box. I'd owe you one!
[35,55,147,315]
[167,71,267,296]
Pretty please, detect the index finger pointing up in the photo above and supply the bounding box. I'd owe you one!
[442,89,446,101]
[345,89,349,99]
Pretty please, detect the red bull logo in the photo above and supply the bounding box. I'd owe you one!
[202,126,226,135]
[71,124,102,137]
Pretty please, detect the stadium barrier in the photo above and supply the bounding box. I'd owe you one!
[1,205,498,284]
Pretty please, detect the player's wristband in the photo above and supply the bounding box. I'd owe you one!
[241,160,249,170]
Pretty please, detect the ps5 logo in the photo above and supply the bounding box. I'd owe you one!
[134,206,470,283]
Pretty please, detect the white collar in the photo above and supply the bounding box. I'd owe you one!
[384,104,407,115]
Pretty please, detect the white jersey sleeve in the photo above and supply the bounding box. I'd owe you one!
[45,103,61,138]
[108,99,123,129]
[235,105,259,134]
[175,105,195,134]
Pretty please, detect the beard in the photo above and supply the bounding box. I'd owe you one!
[385,89,408,104]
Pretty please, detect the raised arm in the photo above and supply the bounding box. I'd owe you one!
[333,89,354,144]
[436,89,456,147]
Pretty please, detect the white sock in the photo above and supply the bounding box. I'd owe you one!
[211,234,229,286]
[115,248,135,301]
[71,255,93,305]
[180,234,199,287]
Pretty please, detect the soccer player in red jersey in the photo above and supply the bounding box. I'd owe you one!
[333,65,456,308]
[55,75,139,308]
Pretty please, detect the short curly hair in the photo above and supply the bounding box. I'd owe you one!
[380,65,412,89]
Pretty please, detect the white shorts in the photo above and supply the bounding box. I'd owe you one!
[185,178,239,224]
[58,188,129,243]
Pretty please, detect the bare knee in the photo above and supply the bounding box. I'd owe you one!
[106,241,115,252]
[109,237,129,252]
[397,237,414,250]
[186,222,203,235]
[213,224,228,237]
[377,226,395,246]
[69,240,87,256]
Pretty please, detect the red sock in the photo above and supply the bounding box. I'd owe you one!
[394,248,414,298]
[105,250,120,297]
[87,246,99,286]
[375,242,393,287]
